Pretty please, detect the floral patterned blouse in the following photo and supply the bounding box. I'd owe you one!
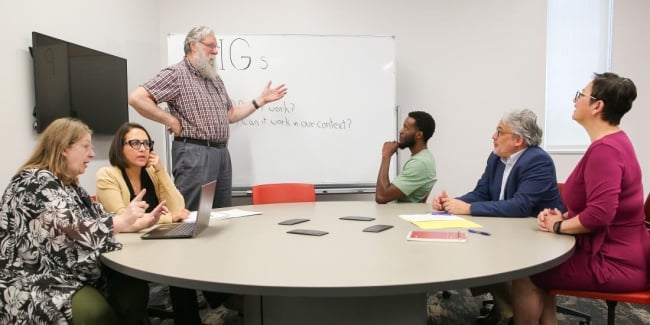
[0,169,121,324]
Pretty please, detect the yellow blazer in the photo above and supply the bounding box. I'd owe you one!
[96,165,185,224]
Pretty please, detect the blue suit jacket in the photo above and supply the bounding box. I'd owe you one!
[458,146,564,217]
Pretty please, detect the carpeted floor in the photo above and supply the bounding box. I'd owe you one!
[427,289,650,324]
[147,285,650,324]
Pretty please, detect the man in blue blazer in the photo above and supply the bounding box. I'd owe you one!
[432,108,564,324]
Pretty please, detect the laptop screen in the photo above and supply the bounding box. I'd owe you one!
[195,180,216,234]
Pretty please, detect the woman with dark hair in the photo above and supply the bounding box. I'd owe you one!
[0,118,167,324]
[96,122,189,224]
[512,73,650,324]
[97,122,229,324]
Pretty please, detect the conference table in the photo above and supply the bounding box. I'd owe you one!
[101,201,575,325]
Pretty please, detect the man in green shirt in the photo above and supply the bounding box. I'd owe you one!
[375,111,437,203]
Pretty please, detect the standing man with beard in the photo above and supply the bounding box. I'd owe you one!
[128,26,287,324]
[129,26,287,210]
[375,111,437,203]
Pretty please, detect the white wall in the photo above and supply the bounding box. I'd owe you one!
[609,0,650,187]
[551,0,650,186]
[2,0,649,198]
[0,0,162,192]
[156,0,549,197]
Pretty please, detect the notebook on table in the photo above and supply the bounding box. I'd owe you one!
[141,180,216,239]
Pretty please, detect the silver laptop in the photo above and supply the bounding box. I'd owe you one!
[141,180,216,239]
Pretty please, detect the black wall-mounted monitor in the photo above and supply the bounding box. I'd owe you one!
[30,32,128,134]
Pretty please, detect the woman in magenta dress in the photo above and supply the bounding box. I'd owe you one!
[512,72,650,324]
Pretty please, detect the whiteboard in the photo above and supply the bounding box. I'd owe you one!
[167,34,396,189]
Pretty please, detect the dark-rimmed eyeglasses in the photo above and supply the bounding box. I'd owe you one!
[495,128,516,137]
[574,90,598,102]
[124,139,154,151]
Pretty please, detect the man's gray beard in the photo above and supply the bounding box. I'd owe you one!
[195,53,217,79]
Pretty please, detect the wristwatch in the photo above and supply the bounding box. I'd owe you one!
[553,220,563,234]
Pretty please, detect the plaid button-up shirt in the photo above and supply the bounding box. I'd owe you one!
[144,57,232,142]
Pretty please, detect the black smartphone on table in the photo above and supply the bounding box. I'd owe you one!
[339,216,375,221]
[287,229,329,236]
[362,224,394,233]
[278,218,310,225]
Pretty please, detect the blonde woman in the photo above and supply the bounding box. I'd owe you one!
[0,118,167,324]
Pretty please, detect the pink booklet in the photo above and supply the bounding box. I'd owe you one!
[406,230,468,242]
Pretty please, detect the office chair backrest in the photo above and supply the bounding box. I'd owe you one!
[251,183,316,205]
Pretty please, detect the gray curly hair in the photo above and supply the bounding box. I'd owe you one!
[502,109,543,146]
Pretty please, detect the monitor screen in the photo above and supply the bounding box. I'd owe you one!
[31,32,128,134]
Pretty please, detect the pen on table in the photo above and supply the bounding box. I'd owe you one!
[468,229,491,236]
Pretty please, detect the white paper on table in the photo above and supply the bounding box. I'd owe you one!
[183,208,262,223]
[399,213,463,222]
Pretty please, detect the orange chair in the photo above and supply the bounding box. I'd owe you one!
[251,183,316,204]
[552,191,650,325]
